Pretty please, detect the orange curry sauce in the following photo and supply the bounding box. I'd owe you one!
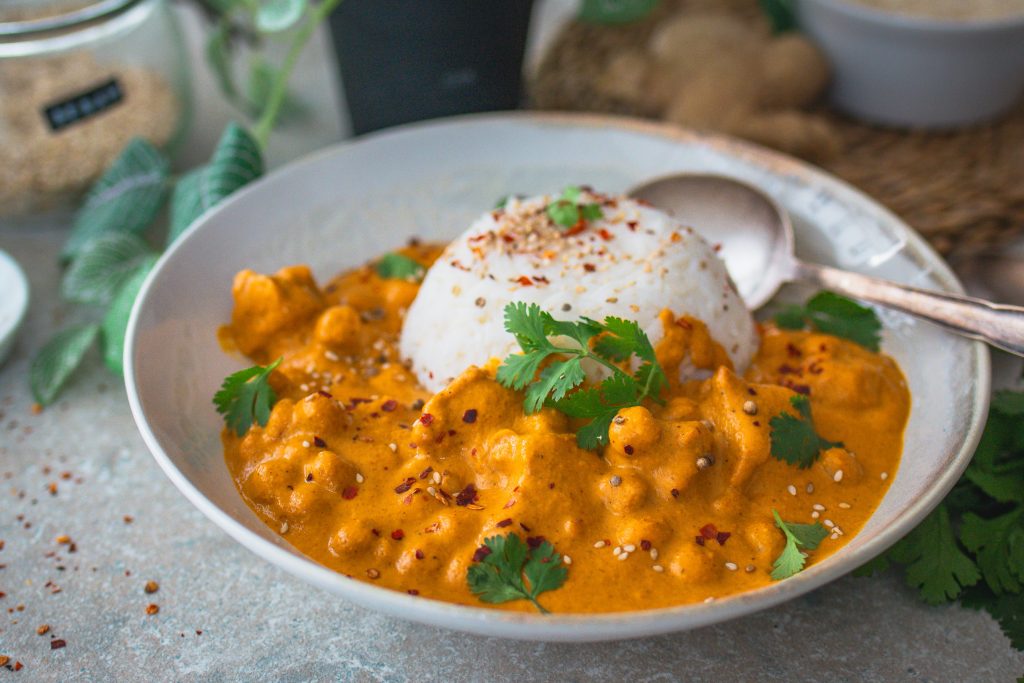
[221,244,909,613]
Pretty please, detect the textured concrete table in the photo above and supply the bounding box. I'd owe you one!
[2,5,1023,682]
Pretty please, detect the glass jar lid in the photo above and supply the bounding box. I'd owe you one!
[0,0,139,37]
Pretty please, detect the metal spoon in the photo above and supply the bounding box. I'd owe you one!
[629,173,1024,357]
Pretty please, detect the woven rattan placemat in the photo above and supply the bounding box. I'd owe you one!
[529,0,1024,256]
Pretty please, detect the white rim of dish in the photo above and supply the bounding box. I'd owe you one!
[0,248,29,362]
[124,112,991,641]
[802,0,1024,31]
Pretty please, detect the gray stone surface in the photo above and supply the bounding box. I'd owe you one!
[2,221,1023,683]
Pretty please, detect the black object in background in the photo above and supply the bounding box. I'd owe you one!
[329,1,534,135]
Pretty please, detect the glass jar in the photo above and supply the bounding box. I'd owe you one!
[0,0,191,217]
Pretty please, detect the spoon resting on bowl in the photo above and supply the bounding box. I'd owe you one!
[629,174,1024,357]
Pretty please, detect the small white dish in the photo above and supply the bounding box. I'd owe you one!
[797,0,1024,128]
[124,113,990,641]
[0,249,29,368]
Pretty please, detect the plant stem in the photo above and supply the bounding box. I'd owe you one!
[252,0,342,147]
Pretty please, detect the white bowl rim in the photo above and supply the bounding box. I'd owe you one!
[0,248,30,365]
[800,0,1024,31]
[124,111,992,641]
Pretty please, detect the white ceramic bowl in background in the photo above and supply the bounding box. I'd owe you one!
[0,249,29,368]
[796,0,1024,128]
[124,113,990,641]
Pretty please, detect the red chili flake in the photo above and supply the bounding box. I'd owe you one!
[713,243,722,252]
[348,397,372,408]
[455,484,478,507]
[391,529,405,540]
[144,581,159,594]
[786,343,803,358]
[640,539,652,551]
[495,518,513,528]
[778,364,803,376]
[597,228,614,241]
[415,549,424,560]
[671,488,680,499]
[394,477,415,494]
[626,220,638,231]
[418,467,433,480]
[472,545,492,562]
[501,234,515,243]
[808,361,824,375]
[371,529,380,537]
[748,388,758,396]
[675,317,693,330]
[533,275,550,285]
[515,275,533,286]
[407,589,419,596]
[583,263,596,272]
[381,399,398,412]
[700,524,718,540]
[753,421,761,427]
[312,436,327,448]
[317,390,333,399]
[695,536,705,546]
[624,445,634,455]
[305,473,314,482]
[526,536,546,549]
[519,522,532,533]
[50,639,66,650]
[419,413,434,426]
[434,435,445,444]
[145,604,159,615]
[783,380,812,395]
[716,531,731,546]
[462,409,478,424]
[564,223,587,236]
[341,486,359,500]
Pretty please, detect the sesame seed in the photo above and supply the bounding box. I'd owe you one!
[388,443,398,452]
[300,383,309,392]
[812,503,825,511]
[806,483,815,494]
[432,472,442,484]
[280,522,289,534]
[652,564,664,572]
[302,440,311,448]
[725,562,738,571]
[811,511,820,519]
[823,519,835,528]
[839,502,851,509]
[366,569,380,579]
[325,350,340,362]
[696,456,713,471]
[881,472,889,480]
[623,544,636,553]
[650,549,658,560]
[563,555,572,565]
[742,400,758,415]
[833,470,844,482]
[610,475,622,487]
[594,540,607,548]
[617,552,630,561]
[355,473,364,483]
[787,485,797,496]
[613,546,622,556]
[427,486,437,496]
[745,565,755,573]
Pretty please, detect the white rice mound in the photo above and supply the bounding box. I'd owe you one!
[400,190,758,393]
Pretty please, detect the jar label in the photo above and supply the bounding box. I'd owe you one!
[42,79,124,132]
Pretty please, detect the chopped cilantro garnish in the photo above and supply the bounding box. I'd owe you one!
[495,302,667,449]
[545,185,604,229]
[213,357,282,436]
[375,252,425,283]
[466,533,567,613]
[769,394,843,468]
[771,509,828,580]
[774,291,882,351]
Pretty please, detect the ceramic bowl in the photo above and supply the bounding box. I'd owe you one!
[124,113,990,641]
[796,0,1024,128]
[0,249,29,368]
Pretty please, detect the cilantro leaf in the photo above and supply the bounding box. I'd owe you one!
[375,253,425,283]
[769,395,843,468]
[213,357,283,436]
[891,504,981,604]
[496,302,667,449]
[993,390,1024,416]
[771,509,828,580]
[545,186,604,229]
[961,585,1024,651]
[961,509,1024,595]
[772,291,882,351]
[466,533,567,613]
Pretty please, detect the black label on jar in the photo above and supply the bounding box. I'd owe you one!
[43,78,124,132]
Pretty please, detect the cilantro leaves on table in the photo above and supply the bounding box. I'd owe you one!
[374,253,426,283]
[856,389,1024,652]
[769,395,843,469]
[771,509,828,580]
[774,291,882,351]
[495,302,667,449]
[466,533,567,613]
[213,357,283,436]
[545,186,604,229]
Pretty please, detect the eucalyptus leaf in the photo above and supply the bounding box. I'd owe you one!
[100,257,158,375]
[60,233,158,306]
[30,324,101,406]
[579,0,658,24]
[168,122,264,246]
[256,0,308,32]
[61,139,169,262]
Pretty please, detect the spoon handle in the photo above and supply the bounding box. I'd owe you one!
[796,261,1024,357]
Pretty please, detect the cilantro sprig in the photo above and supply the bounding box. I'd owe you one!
[496,302,667,449]
[467,533,567,613]
[857,389,1024,650]
[375,252,426,283]
[213,357,283,436]
[769,395,843,468]
[545,186,603,229]
[771,509,828,580]
[774,291,882,351]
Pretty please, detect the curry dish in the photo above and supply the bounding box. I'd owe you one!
[220,239,910,613]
